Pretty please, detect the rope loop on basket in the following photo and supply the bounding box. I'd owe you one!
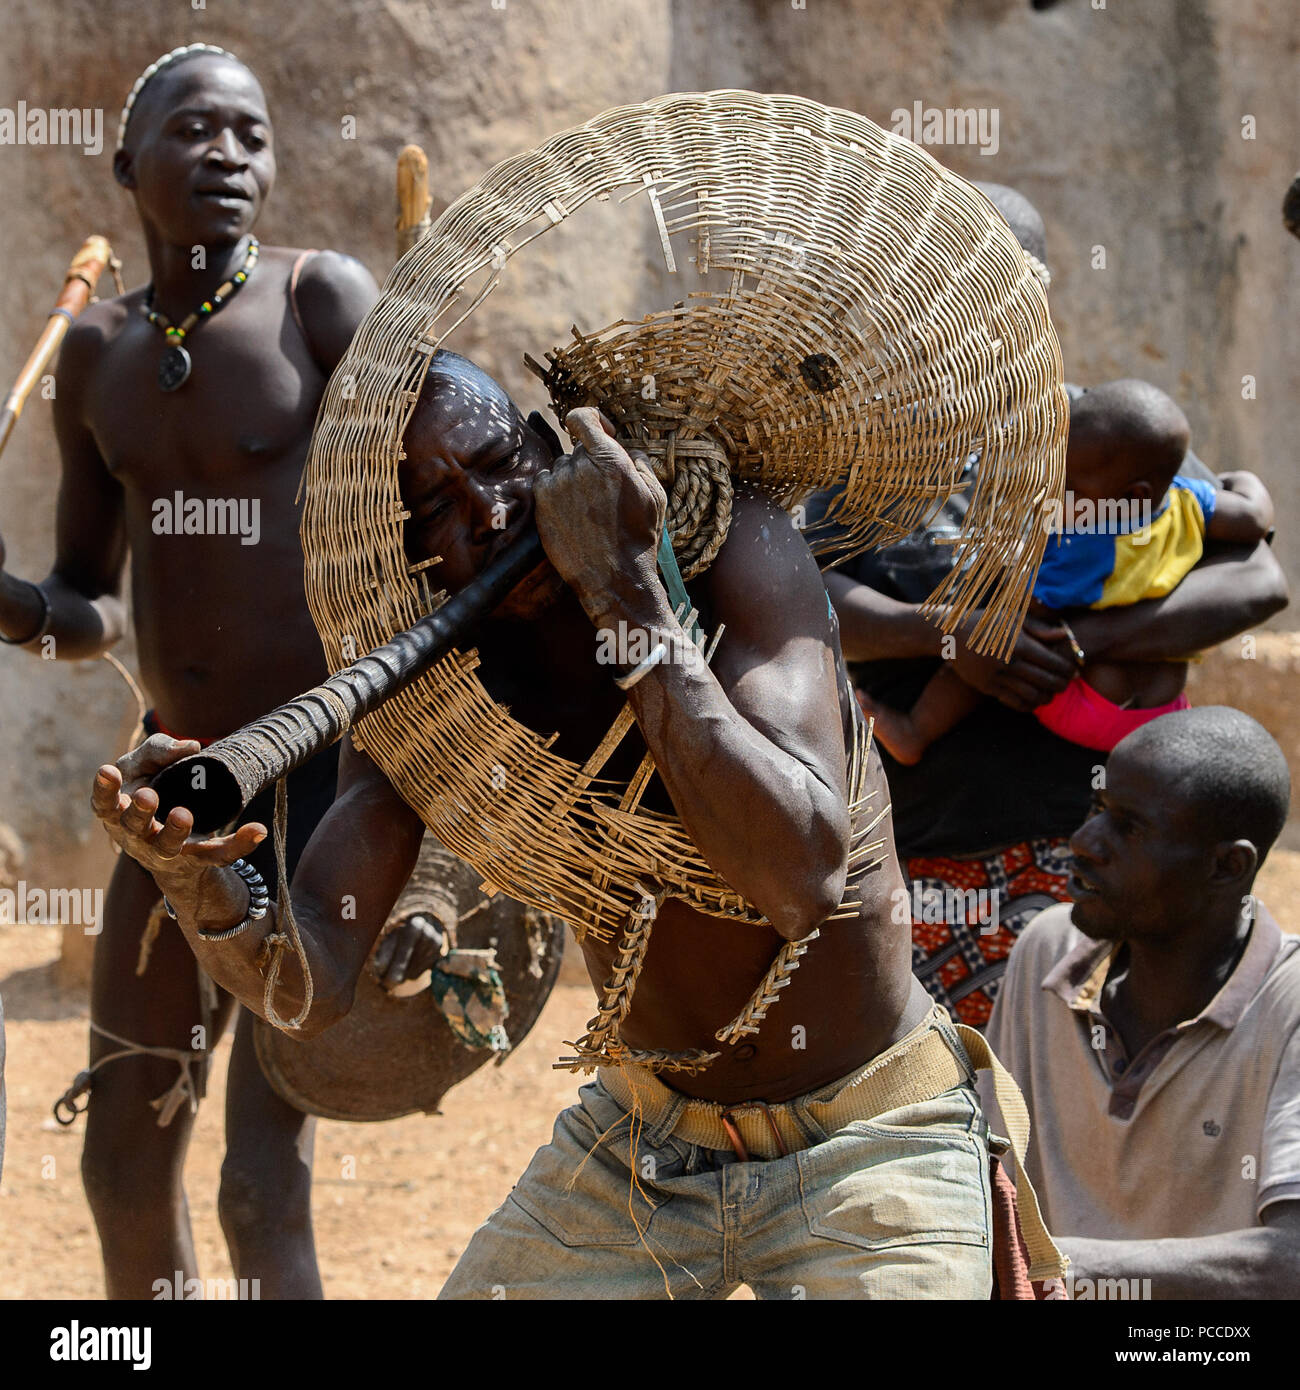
[641,431,734,580]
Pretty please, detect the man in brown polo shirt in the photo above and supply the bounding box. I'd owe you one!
[983,706,1300,1299]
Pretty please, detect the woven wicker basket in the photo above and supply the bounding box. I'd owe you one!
[299,90,1067,943]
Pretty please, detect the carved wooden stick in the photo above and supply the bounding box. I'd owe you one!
[0,235,113,457]
[396,144,432,260]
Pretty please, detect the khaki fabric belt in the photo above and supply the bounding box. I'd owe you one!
[953,1023,1066,1283]
[599,1007,1067,1282]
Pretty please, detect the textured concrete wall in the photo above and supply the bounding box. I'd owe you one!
[1,0,1297,972]
[0,0,673,948]
[670,0,1300,557]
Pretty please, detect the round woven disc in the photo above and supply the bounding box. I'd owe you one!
[299,89,1067,944]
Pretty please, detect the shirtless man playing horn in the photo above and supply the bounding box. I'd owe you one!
[93,353,1056,1299]
[0,45,441,1298]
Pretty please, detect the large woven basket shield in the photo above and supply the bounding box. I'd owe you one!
[298,89,1068,947]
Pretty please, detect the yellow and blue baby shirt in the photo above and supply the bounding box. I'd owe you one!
[1033,474,1217,611]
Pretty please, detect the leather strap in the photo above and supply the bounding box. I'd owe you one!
[288,248,319,348]
[656,527,702,643]
[956,1023,1067,1282]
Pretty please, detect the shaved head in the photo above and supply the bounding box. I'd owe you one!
[1070,379,1190,453]
[1067,378,1191,499]
[973,181,1049,272]
[415,349,522,431]
[399,351,561,612]
[1117,707,1291,866]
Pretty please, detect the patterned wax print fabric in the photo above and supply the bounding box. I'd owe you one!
[908,837,1074,1027]
[430,949,511,1053]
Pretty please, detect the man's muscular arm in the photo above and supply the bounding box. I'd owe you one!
[826,569,1077,711]
[0,315,128,653]
[91,734,425,1037]
[1058,1203,1300,1300]
[1068,539,1289,664]
[636,491,851,939]
[538,412,850,941]
[825,570,944,662]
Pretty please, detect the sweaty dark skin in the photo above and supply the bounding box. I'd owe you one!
[98,355,933,1107]
[0,58,369,731]
[2,53,386,1299]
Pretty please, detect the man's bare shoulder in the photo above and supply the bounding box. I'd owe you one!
[62,289,141,356]
[702,486,832,638]
[284,248,379,371]
[286,248,377,307]
[54,292,142,406]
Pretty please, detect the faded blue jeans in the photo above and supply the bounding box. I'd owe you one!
[439,1055,993,1300]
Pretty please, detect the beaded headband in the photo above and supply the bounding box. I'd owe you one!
[1024,250,1053,291]
[115,43,238,154]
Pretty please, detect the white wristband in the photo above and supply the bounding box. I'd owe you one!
[614,640,669,691]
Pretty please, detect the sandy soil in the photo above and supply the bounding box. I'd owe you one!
[0,933,603,1300]
[3,851,1297,1300]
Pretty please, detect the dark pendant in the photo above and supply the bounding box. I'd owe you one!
[158,344,192,392]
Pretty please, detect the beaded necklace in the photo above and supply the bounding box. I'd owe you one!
[140,236,260,391]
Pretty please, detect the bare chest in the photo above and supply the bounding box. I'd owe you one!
[85,291,323,496]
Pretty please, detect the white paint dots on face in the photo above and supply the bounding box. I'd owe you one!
[485,399,512,432]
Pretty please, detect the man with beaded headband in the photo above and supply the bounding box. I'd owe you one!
[95,89,1078,1296]
[0,44,429,1296]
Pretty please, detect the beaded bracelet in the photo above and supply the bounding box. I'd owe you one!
[166,858,270,942]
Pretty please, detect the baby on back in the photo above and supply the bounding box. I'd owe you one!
[862,379,1273,762]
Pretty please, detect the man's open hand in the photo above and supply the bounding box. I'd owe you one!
[91,734,267,879]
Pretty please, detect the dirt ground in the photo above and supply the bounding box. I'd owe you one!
[3,851,1298,1301]
[0,934,604,1300]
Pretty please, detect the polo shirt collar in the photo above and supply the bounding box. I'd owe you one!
[1042,927,1115,1012]
[1201,900,1282,1027]
[1040,896,1282,1030]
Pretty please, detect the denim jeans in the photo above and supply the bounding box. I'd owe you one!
[440,1055,993,1300]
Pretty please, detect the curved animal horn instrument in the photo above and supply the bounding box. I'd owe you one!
[154,91,1069,891]
[149,527,543,833]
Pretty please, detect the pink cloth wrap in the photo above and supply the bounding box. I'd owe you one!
[1034,677,1191,752]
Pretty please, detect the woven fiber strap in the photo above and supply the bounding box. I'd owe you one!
[955,1023,1067,1283]
[601,1008,967,1157]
